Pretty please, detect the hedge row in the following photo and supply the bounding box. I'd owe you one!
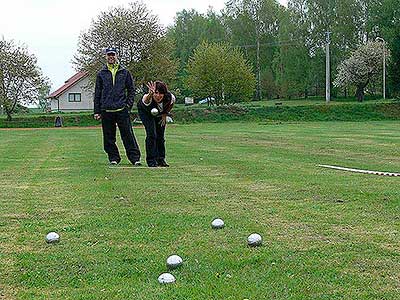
[174,102,400,123]
[0,102,399,128]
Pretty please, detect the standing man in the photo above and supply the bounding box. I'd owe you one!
[94,47,141,166]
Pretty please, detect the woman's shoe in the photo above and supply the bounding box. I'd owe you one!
[157,160,169,167]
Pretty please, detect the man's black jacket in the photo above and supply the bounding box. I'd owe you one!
[94,65,135,114]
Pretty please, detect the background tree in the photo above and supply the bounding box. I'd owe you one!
[224,0,282,100]
[334,41,390,102]
[165,0,398,101]
[287,0,365,98]
[272,7,311,99]
[170,9,227,69]
[37,85,51,112]
[388,32,400,97]
[186,42,255,105]
[369,0,400,96]
[167,8,227,96]
[73,1,177,89]
[0,38,49,120]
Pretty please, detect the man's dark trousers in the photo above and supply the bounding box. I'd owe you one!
[138,109,165,166]
[101,109,140,164]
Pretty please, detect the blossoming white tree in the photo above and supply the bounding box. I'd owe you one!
[334,41,390,102]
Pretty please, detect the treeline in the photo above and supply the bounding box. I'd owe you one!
[2,1,399,121]
[167,0,400,100]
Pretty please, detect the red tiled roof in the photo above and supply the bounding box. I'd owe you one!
[48,71,89,98]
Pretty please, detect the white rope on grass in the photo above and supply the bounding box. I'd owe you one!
[318,164,400,177]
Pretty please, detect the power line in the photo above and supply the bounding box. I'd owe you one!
[237,38,304,48]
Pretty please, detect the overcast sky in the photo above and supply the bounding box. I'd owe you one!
[1,0,287,91]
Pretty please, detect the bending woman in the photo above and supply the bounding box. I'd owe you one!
[137,81,175,167]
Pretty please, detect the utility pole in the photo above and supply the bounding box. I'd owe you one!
[383,41,386,99]
[376,37,386,99]
[256,37,261,100]
[325,32,331,104]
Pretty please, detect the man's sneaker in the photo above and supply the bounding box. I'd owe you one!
[110,160,119,165]
[157,160,169,167]
[133,161,142,166]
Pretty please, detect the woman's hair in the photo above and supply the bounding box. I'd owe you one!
[155,81,168,94]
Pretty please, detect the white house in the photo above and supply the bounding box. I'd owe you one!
[48,71,94,112]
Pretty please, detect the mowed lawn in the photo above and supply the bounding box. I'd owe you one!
[0,121,399,299]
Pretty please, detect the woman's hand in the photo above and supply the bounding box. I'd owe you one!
[144,81,156,104]
[146,81,156,94]
[159,114,167,127]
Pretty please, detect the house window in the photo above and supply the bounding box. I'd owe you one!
[68,93,81,102]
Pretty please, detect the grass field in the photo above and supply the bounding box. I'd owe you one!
[1,121,399,299]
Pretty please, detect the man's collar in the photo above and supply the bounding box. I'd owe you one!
[107,63,119,69]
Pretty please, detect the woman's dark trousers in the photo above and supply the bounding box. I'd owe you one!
[138,109,166,166]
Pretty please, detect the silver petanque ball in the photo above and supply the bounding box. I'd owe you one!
[247,233,262,247]
[45,232,60,243]
[151,108,159,116]
[158,272,176,284]
[166,255,183,269]
[211,218,225,229]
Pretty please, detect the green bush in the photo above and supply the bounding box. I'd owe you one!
[174,102,400,123]
[1,102,399,128]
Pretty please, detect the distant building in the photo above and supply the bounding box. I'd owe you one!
[48,71,93,112]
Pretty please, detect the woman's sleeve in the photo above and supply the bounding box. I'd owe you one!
[142,94,152,106]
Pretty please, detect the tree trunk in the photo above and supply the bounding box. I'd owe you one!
[6,109,12,121]
[356,86,364,102]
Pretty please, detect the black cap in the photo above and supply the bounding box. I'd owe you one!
[105,47,117,54]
